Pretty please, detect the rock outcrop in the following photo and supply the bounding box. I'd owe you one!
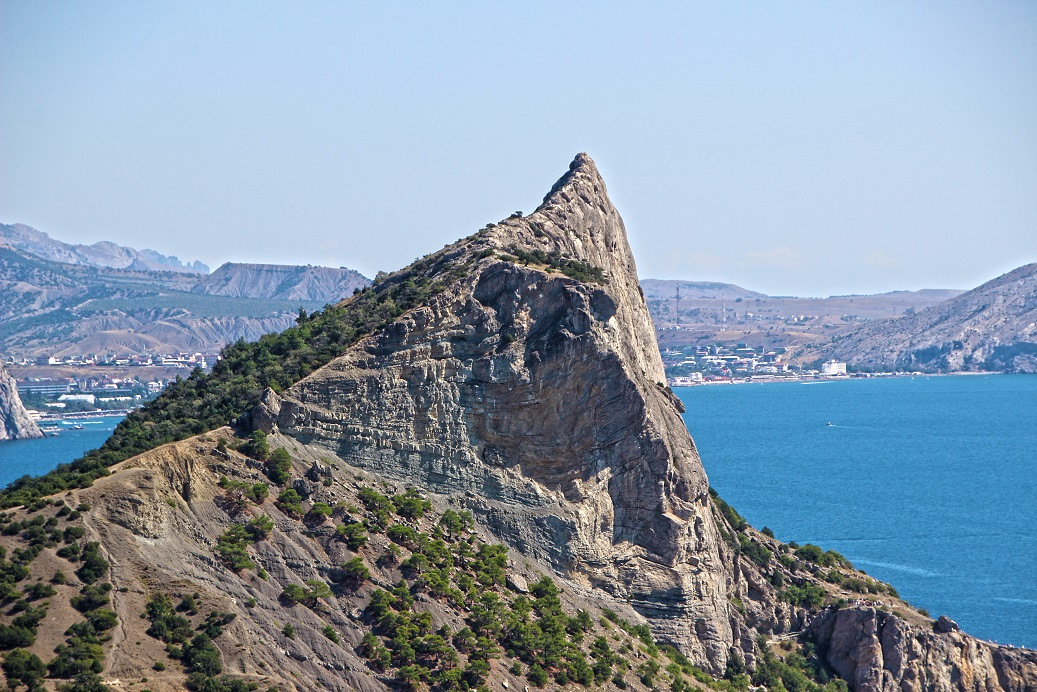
[267,153,734,667]
[798,263,1037,372]
[0,361,42,440]
[809,608,1037,692]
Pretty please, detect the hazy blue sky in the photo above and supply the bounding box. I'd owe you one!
[2,1,1035,296]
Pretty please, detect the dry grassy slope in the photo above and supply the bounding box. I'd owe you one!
[1,431,694,691]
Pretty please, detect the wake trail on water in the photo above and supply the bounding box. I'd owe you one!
[849,559,940,577]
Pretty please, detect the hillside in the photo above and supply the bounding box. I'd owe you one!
[192,263,369,301]
[0,223,208,274]
[0,155,1033,691]
[641,279,962,353]
[797,263,1037,372]
[0,245,369,359]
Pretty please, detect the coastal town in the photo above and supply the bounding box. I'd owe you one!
[661,342,881,386]
[3,351,221,422]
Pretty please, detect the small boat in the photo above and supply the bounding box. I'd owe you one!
[69,424,85,430]
[826,422,834,426]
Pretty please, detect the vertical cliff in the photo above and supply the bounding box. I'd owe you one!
[0,362,42,441]
[268,153,735,668]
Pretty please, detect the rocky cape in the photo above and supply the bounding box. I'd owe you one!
[0,156,1033,691]
[797,263,1037,373]
[0,361,42,440]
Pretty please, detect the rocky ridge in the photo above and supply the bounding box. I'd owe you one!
[0,155,1033,691]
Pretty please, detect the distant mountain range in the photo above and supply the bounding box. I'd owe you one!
[3,222,1033,374]
[0,224,370,358]
[1,223,209,274]
[797,263,1037,373]
[640,278,964,353]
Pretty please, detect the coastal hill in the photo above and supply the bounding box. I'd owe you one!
[797,262,1037,372]
[0,243,370,359]
[1,154,1032,691]
[641,279,962,353]
[0,223,208,274]
[0,361,42,440]
[192,262,369,302]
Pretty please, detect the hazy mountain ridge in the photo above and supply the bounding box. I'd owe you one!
[1,223,208,274]
[2,155,1032,691]
[642,278,964,353]
[798,263,1037,372]
[0,240,370,358]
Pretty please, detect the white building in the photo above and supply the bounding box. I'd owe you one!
[821,360,847,376]
[58,393,96,404]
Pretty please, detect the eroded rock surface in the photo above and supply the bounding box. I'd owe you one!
[0,361,42,440]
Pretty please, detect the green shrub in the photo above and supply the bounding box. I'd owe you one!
[275,489,303,517]
[266,448,292,485]
[75,543,109,584]
[392,488,431,519]
[241,431,269,461]
[780,583,827,609]
[4,649,46,689]
[335,521,368,550]
[342,557,369,585]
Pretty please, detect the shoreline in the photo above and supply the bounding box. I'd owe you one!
[35,409,132,422]
[671,371,1008,387]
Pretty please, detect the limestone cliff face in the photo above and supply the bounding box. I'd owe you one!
[268,154,734,667]
[809,609,1037,692]
[0,361,42,441]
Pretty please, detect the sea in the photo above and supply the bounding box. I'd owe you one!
[676,374,1037,650]
[0,377,1034,649]
[0,416,124,487]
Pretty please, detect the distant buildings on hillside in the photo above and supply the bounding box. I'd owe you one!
[20,352,222,369]
[661,343,855,385]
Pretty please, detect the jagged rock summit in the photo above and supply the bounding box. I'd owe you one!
[263,152,733,665]
[0,361,42,441]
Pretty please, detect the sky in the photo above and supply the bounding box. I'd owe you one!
[1,1,1035,297]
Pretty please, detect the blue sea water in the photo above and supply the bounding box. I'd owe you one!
[0,416,124,488]
[676,375,1037,650]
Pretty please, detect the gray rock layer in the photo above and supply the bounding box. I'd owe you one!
[0,361,42,440]
[192,262,370,302]
[809,608,1037,692]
